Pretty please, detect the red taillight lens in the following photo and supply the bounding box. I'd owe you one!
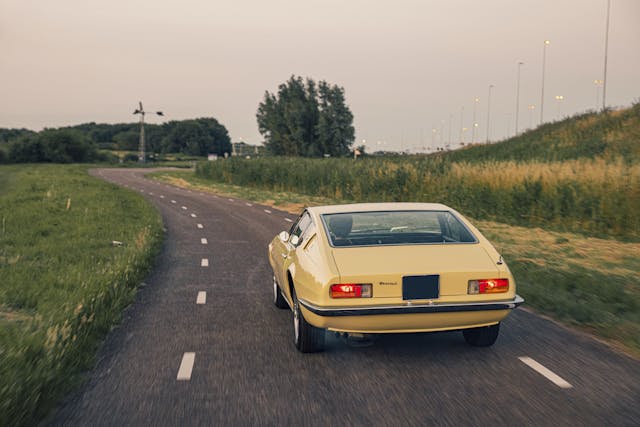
[330,284,372,298]
[468,279,509,294]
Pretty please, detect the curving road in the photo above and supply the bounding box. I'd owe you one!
[51,168,640,426]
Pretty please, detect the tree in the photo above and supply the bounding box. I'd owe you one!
[160,118,231,156]
[256,75,354,157]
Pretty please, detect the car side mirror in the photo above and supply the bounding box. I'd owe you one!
[290,235,301,246]
[278,231,290,242]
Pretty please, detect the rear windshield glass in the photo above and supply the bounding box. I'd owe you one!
[321,211,477,247]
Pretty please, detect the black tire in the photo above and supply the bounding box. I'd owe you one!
[273,276,288,309]
[292,288,325,353]
[463,323,500,347]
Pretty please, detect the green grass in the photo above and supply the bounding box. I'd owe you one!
[153,169,640,356]
[0,164,163,426]
[444,102,640,163]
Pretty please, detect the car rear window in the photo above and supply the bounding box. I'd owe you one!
[321,210,477,247]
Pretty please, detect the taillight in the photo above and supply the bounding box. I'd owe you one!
[468,279,509,294]
[330,284,372,298]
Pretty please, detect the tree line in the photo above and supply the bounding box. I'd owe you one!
[0,118,232,164]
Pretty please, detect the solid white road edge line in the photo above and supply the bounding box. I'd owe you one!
[196,291,206,304]
[201,258,209,267]
[197,223,204,229]
[177,352,195,381]
[518,357,573,389]
[264,209,272,214]
[201,238,208,244]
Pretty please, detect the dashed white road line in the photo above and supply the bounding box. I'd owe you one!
[177,352,195,381]
[160,195,165,199]
[196,291,207,305]
[171,200,177,204]
[190,213,197,218]
[284,218,293,222]
[197,223,204,229]
[201,238,208,244]
[264,209,272,214]
[201,258,209,267]
[149,192,154,195]
[182,206,188,210]
[518,357,573,389]
[228,198,234,202]
[246,203,253,207]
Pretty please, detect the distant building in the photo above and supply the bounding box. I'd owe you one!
[232,141,266,157]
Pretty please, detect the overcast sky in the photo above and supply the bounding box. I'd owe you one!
[1,0,638,151]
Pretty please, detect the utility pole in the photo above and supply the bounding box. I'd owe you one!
[133,102,164,163]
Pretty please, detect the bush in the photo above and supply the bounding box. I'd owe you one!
[8,130,99,164]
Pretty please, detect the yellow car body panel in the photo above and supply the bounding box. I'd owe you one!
[268,203,522,335]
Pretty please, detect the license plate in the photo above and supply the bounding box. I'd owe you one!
[402,275,440,300]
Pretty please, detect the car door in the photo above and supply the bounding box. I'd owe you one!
[272,211,306,290]
[279,211,313,300]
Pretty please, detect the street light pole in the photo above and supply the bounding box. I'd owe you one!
[594,79,603,110]
[555,95,564,118]
[472,97,479,144]
[528,104,535,129]
[540,40,550,125]
[515,61,524,136]
[602,0,611,111]
[486,84,494,143]
[133,101,164,163]
[459,106,464,145]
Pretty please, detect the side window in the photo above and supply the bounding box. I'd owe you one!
[439,212,475,243]
[291,212,312,241]
[301,222,316,241]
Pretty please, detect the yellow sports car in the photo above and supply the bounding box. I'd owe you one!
[268,203,523,353]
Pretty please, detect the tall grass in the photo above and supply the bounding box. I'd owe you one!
[196,155,640,240]
[0,165,163,426]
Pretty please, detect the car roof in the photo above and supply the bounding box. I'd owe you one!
[307,202,452,215]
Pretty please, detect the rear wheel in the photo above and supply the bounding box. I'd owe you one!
[292,288,325,353]
[273,276,288,309]
[463,323,500,347]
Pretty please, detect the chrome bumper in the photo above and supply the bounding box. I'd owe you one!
[298,295,524,317]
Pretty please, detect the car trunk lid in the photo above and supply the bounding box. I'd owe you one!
[330,244,501,298]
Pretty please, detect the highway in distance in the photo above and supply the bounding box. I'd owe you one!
[51,168,640,426]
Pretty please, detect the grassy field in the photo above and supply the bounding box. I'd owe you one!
[0,165,163,426]
[152,166,640,357]
[195,105,640,241]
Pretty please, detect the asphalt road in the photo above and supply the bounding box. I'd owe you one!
[51,168,640,426]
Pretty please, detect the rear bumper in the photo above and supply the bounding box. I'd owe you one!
[297,295,523,334]
[298,295,524,317]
